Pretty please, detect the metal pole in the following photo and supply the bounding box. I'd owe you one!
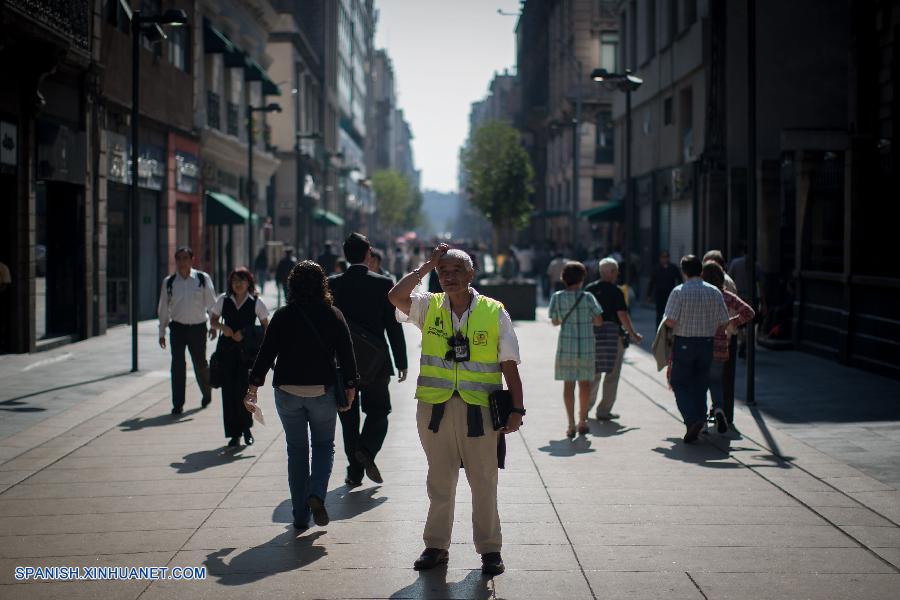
[572,69,582,256]
[247,105,254,267]
[624,84,633,287]
[295,139,304,257]
[130,11,141,373]
[746,0,758,405]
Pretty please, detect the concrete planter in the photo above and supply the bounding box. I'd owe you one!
[476,278,537,320]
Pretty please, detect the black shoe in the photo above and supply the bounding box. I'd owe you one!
[714,409,729,434]
[292,520,309,531]
[354,449,383,484]
[243,432,254,446]
[201,397,211,408]
[171,406,184,416]
[595,412,620,421]
[307,495,329,526]
[227,436,240,447]
[413,548,449,571]
[344,477,362,488]
[481,552,505,575]
[683,421,704,444]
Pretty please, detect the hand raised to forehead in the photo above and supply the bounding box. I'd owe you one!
[428,243,450,265]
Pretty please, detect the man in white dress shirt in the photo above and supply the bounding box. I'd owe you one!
[157,247,217,415]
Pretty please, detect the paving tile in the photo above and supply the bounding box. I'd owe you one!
[1,478,239,499]
[0,529,196,559]
[841,525,900,548]
[0,509,212,536]
[574,545,894,573]
[584,571,704,600]
[567,523,855,548]
[0,493,226,517]
[689,572,900,600]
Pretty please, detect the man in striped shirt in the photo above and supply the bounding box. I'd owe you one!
[663,255,731,442]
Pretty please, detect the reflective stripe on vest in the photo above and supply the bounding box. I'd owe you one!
[416,293,502,407]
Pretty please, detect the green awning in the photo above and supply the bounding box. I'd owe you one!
[242,56,281,96]
[203,19,244,67]
[205,191,259,226]
[313,208,345,227]
[579,201,624,222]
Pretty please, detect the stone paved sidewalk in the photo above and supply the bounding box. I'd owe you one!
[0,308,898,599]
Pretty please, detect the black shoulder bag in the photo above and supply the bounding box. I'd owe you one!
[295,305,349,408]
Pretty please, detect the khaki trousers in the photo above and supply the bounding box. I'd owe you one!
[589,337,625,416]
[416,394,502,554]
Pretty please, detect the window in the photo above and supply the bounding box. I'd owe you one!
[595,111,614,163]
[141,0,162,55]
[683,0,697,31]
[600,31,618,73]
[104,0,129,33]
[680,87,694,159]
[619,11,628,70]
[167,26,190,72]
[593,178,613,202]
[663,0,677,47]
[663,97,673,125]
[644,0,656,61]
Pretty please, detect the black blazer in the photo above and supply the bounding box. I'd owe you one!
[329,265,408,375]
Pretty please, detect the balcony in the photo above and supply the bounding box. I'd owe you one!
[206,91,221,130]
[7,0,90,52]
[226,102,239,137]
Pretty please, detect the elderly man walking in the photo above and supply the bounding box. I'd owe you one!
[389,243,525,576]
[663,255,731,442]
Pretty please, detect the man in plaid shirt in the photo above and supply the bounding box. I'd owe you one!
[663,255,731,442]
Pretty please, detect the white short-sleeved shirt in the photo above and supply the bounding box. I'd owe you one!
[396,288,521,364]
[157,269,217,337]
[210,293,269,322]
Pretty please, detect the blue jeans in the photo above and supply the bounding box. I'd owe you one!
[708,360,725,412]
[273,387,337,526]
[670,336,714,426]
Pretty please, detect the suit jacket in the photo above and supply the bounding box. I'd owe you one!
[329,265,408,377]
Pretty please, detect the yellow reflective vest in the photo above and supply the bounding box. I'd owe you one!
[416,293,503,407]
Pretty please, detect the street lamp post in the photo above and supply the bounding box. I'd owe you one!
[295,132,322,259]
[246,102,281,267]
[129,7,188,373]
[591,68,643,287]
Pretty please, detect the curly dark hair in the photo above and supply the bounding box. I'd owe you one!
[286,260,333,306]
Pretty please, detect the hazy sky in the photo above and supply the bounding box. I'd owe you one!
[374,0,520,193]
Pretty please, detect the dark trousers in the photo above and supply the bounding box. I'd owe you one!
[220,351,252,438]
[654,297,668,329]
[338,376,391,481]
[170,322,211,410]
[722,336,738,424]
[670,336,714,427]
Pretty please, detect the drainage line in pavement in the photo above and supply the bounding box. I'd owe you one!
[684,571,710,600]
[0,370,134,405]
[620,373,900,575]
[623,361,900,531]
[514,429,599,600]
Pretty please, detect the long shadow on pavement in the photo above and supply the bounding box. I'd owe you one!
[204,530,326,585]
[652,437,742,468]
[326,485,389,520]
[389,565,492,599]
[587,419,639,438]
[119,407,204,431]
[537,436,597,457]
[170,447,253,474]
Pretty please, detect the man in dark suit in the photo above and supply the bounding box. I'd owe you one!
[330,233,408,486]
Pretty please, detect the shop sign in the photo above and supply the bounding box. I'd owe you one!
[175,150,200,195]
[202,158,239,194]
[1,121,17,168]
[106,131,165,191]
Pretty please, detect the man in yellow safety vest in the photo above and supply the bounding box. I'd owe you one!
[388,243,525,576]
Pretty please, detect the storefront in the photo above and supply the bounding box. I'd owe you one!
[105,131,165,323]
[169,134,202,276]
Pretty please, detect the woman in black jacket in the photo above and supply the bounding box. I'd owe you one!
[245,261,358,531]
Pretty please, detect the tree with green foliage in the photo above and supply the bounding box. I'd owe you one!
[372,169,418,235]
[461,120,534,251]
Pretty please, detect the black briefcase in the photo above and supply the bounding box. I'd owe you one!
[488,390,513,431]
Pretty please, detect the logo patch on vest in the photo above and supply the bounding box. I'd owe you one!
[426,315,445,337]
[473,330,488,346]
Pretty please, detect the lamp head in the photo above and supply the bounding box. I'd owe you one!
[591,68,609,82]
[160,9,188,26]
[265,103,282,113]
